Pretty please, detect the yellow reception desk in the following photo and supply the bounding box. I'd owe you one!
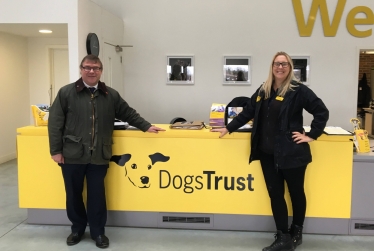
[17,125,354,234]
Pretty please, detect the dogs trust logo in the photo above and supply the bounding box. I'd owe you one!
[110,152,170,188]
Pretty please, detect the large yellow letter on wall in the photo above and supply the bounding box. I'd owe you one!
[346,6,374,37]
[292,0,346,37]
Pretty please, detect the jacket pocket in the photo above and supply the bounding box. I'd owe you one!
[102,137,113,160]
[278,132,306,157]
[62,135,83,159]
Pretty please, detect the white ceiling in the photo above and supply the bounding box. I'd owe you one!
[0,1,125,38]
[0,23,68,38]
[90,0,127,20]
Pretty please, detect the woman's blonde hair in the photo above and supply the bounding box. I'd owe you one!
[260,51,298,99]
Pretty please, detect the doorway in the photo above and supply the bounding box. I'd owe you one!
[102,43,123,96]
[49,47,69,105]
[357,48,374,137]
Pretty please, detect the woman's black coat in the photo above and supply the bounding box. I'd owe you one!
[226,81,329,169]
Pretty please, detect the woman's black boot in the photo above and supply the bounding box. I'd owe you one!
[289,224,303,249]
[262,230,294,251]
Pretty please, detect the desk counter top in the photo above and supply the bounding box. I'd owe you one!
[17,125,352,142]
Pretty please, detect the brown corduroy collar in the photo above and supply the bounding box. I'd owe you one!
[74,78,109,95]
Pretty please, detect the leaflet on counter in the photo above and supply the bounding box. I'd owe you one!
[303,126,352,135]
[323,126,352,135]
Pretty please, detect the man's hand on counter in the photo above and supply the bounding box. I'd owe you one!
[52,153,64,164]
[147,125,166,133]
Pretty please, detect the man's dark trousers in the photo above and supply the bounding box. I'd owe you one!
[60,163,109,239]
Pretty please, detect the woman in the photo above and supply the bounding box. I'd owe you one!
[211,52,329,251]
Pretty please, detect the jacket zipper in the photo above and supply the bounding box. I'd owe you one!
[91,93,95,151]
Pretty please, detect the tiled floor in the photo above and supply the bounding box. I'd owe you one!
[1,159,374,251]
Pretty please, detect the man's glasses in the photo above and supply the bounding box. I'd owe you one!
[81,66,102,72]
[273,62,289,68]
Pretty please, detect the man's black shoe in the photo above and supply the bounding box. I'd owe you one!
[66,232,83,246]
[95,234,109,249]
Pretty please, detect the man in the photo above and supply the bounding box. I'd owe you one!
[48,55,164,249]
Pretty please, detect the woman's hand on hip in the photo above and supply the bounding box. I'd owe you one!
[292,131,314,144]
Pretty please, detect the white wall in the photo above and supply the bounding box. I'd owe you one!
[25,0,124,111]
[78,0,124,64]
[119,0,374,129]
[0,0,371,164]
[0,0,124,83]
[0,32,29,163]
[0,0,78,163]
[0,0,79,81]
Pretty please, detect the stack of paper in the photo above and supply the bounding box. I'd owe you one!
[170,121,204,130]
[323,126,352,135]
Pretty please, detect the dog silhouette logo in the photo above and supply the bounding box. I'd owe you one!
[110,152,170,188]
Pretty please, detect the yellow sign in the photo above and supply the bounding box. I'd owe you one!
[31,105,49,126]
[17,126,353,218]
[354,129,371,152]
[292,0,374,37]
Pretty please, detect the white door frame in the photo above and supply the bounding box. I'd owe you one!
[48,45,69,105]
[102,42,123,96]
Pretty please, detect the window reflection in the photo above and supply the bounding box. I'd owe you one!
[224,65,249,81]
[223,57,250,83]
[167,57,194,82]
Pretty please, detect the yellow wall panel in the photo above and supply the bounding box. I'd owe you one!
[17,126,353,218]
